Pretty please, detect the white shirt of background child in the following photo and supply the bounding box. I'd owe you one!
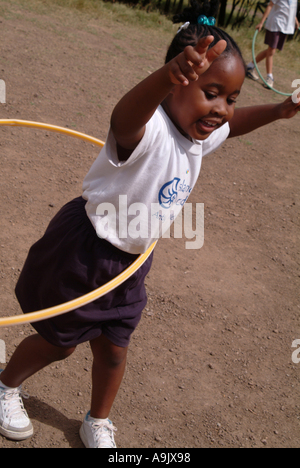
[265,0,298,34]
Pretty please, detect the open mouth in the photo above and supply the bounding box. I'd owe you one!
[197,119,221,133]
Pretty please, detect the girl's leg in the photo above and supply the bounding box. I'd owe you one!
[255,47,275,74]
[89,334,128,419]
[266,46,276,75]
[0,334,76,388]
[255,48,268,64]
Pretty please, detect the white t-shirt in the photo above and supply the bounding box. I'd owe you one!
[82,106,230,254]
[265,0,297,34]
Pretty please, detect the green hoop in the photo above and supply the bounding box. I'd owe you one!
[252,29,292,97]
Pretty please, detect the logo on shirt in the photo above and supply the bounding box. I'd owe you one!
[158,177,192,209]
[158,177,180,209]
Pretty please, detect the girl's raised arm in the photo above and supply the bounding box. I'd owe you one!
[110,36,226,160]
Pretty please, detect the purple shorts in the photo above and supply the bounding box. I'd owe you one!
[264,29,287,51]
[15,197,153,348]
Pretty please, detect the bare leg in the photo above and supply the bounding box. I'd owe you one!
[266,46,276,75]
[89,334,128,419]
[255,47,276,74]
[255,48,268,64]
[1,332,127,417]
[0,334,76,388]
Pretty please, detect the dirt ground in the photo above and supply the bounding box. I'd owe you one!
[0,1,299,449]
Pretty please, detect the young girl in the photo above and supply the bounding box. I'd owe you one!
[247,0,299,88]
[0,20,299,448]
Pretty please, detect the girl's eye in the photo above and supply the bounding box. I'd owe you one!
[205,92,216,100]
[228,98,237,105]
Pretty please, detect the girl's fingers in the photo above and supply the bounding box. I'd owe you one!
[195,35,215,55]
[169,51,201,84]
[194,37,227,67]
[168,36,228,86]
[168,61,195,85]
[183,46,203,68]
[205,39,227,63]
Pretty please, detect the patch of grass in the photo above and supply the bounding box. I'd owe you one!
[1,0,299,72]
[5,0,174,32]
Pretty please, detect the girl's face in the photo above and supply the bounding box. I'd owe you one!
[163,54,245,141]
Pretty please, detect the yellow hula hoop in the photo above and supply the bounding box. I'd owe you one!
[0,119,157,328]
[0,119,106,147]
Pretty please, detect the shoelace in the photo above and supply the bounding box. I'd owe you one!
[0,387,29,424]
[90,419,117,448]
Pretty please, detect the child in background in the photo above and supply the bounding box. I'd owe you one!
[247,0,299,88]
[0,15,299,448]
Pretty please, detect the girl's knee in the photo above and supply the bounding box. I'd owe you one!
[46,342,76,362]
[55,346,76,361]
[90,334,128,368]
[267,47,276,56]
[102,344,127,368]
[23,333,76,362]
[107,346,127,367]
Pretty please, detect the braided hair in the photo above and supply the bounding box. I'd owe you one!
[166,1,246,72]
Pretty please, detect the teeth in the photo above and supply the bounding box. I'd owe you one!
[202,120,216,127]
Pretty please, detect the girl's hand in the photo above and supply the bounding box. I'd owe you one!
[256,21,264,32]
[167,35,227,86]
[277,95,300,119]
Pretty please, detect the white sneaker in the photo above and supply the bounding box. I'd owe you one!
[0,373,33,440]
[246,66,259,81]
[80,412,117,448]
[264,76,274,89]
